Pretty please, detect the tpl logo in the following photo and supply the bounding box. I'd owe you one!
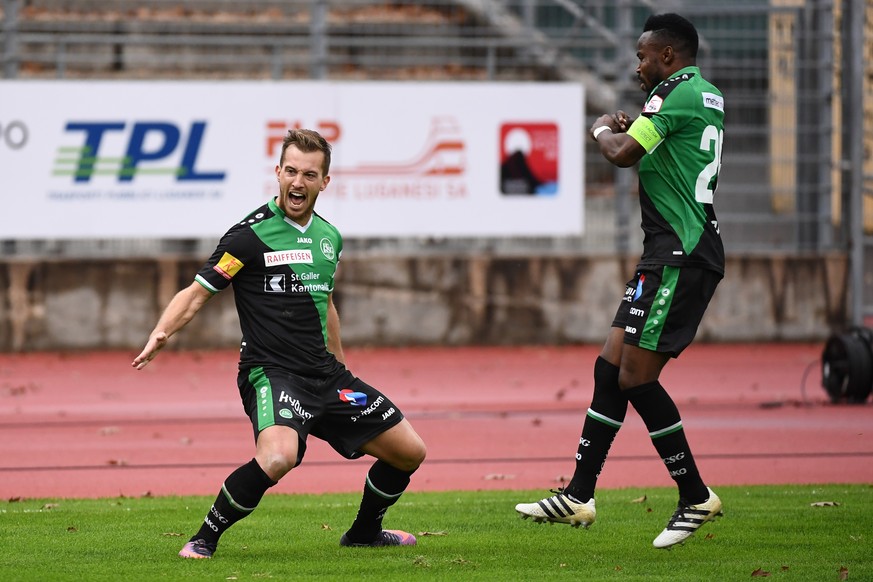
[58,121,226,183]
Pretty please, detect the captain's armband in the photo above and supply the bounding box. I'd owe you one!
[626,117,663,153]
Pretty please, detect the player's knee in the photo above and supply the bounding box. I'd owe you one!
[410,439,427,469]
[256,451,296,481]
[255,438,299,480]
[617,369,641,391]
[396,437,427,472]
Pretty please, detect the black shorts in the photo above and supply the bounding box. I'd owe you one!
[612,266,722,357]
[237,366,405,465]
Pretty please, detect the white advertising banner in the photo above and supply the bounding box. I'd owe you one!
[0,81,584,238]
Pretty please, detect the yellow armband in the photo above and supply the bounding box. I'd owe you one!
[626,116,663,153]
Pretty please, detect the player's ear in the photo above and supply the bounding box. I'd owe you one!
[661,45,674,65]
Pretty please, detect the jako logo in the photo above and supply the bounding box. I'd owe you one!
[57,121,225,183]
[337,388,367,407]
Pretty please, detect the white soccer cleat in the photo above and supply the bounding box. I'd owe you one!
[653,487,723,549]
[515,491,596,528]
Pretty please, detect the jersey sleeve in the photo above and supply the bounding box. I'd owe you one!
[194,223,252,294]
[641,82,696,143]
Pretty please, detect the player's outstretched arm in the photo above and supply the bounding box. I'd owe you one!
[132,281,214,370]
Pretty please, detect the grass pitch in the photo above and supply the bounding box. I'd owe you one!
[1,484,869,581]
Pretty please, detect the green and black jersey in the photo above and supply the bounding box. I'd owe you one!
[626,65,725,275]
[195,197,344,377]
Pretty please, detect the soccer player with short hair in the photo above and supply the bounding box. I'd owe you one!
[133,128,426,559]
[515,13,725,549]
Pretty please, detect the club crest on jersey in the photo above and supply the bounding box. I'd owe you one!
[644,95,663,113]
[320,238,336,261]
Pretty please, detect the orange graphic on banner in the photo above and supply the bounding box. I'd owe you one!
[213,252,244,280]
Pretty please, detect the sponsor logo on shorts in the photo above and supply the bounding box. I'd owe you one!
[278,391,313,422]
[338,388,367,407]
[381,407,395,421]
[351,395,385,422]
[633,274,646,301]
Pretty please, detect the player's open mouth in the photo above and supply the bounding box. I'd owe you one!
[289,192,306,206]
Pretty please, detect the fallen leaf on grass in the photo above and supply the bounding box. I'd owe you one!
[751,568,771,577]
[418,531,448,537]
[810,501,840,507]
[7,497,23,503]
[321,523,332,530]
[41,503,59,510]
[162,532,185,537]
[839,566,849,581]
[66,526,78,532]
[630,495,647,504]
[412,555,430,568]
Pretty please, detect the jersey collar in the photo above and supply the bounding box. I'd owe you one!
[268,196,314,233]
[647,66,700,101]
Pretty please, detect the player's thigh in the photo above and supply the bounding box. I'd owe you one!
[238,366,324,464]
[314,374,407,461]
[613,266,720,357]
[656,266,721,356]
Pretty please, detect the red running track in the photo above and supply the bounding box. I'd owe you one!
[1,344,871,499]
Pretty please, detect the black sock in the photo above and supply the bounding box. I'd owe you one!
[193,458,276,546]
[565,357,627,502]
[344,460,415,543]
[625,381,708,503]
